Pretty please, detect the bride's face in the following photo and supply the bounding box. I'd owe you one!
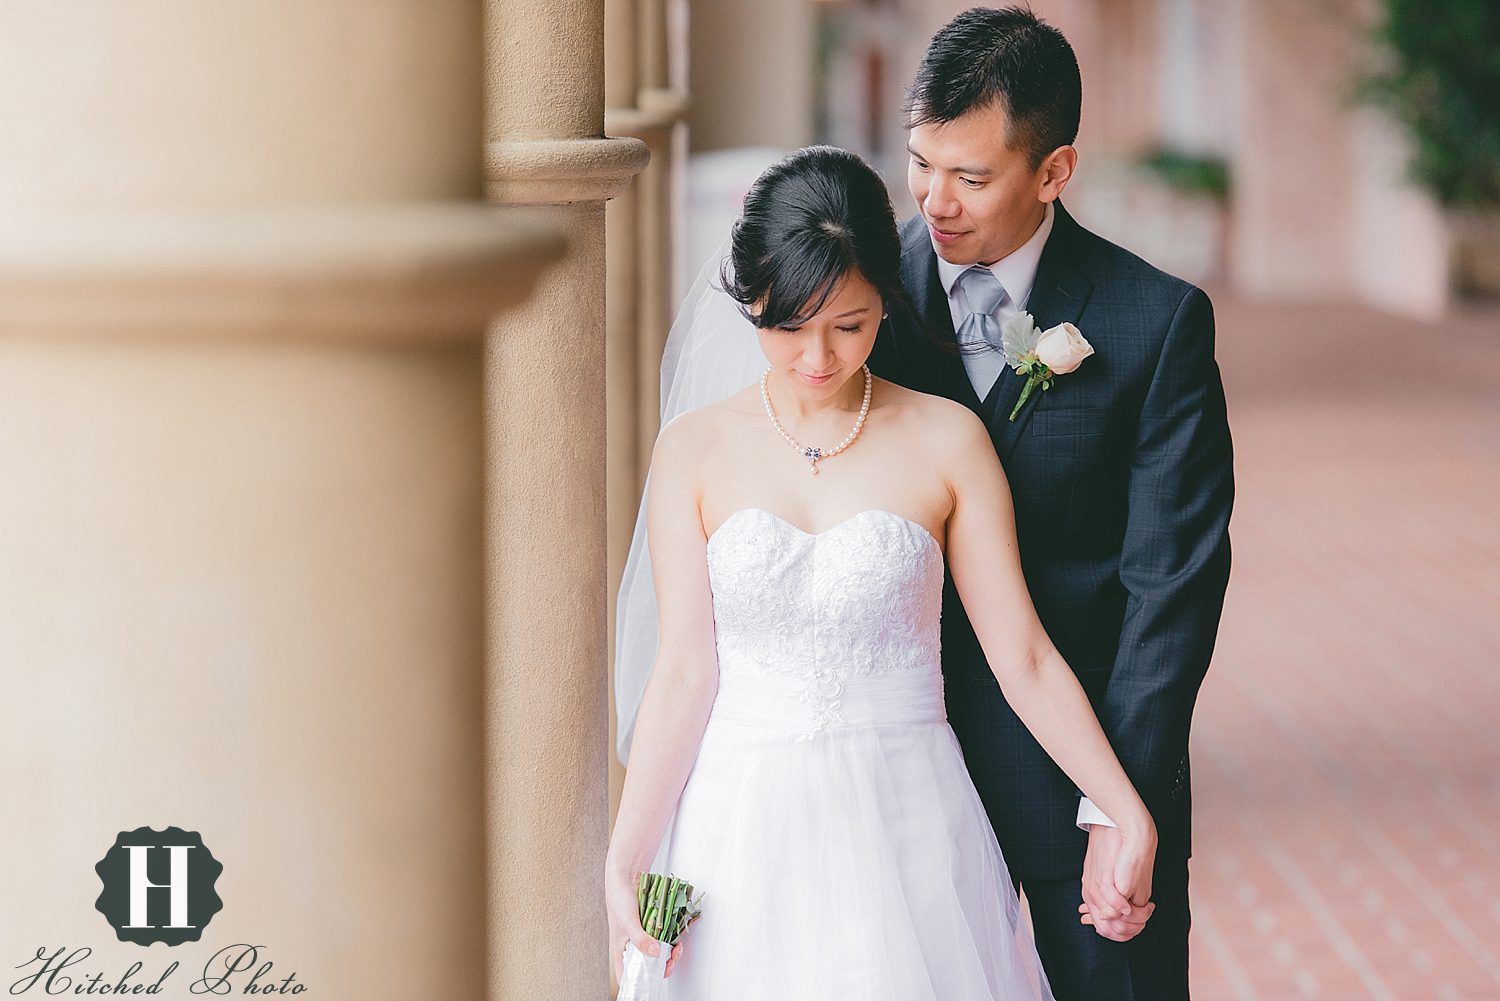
[756,269,882,398]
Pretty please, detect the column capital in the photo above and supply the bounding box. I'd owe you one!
[0,204,564,342]
[606,89,690,142]
[485,136,650,205]
[638,87,689,122]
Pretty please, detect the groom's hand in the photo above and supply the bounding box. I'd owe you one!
[1080,824,1155,942]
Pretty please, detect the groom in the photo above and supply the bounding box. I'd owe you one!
[870,7,1233,999]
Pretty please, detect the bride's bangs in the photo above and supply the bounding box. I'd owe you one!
[760,243,855,330]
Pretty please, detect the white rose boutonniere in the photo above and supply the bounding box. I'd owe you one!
[1000,312,1095,422]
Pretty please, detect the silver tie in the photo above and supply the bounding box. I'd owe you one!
[954,266,1008,399]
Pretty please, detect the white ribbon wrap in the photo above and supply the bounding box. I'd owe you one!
[617,940,671,1001]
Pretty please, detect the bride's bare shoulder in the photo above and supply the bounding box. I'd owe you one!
[653,385,760,466]
[873,378,988,441]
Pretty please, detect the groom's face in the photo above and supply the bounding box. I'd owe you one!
[907,102,1050,267]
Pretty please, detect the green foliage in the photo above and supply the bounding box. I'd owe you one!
[1360,0,1500,207]
[1138,149,1231,201]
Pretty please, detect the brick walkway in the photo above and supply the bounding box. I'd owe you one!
[1188,296,1500,1000]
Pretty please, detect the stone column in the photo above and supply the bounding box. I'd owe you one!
[632,0,691,452]
[603,0,692,847]
[606,0,646,596]
[482,0,649,998]
[603,0,647,873]
[689,0,814,152]
[0,5,562,1001]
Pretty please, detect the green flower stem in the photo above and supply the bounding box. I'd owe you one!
[635,872,706,946]
[1009,371,1045,422]
[651,873,669,938]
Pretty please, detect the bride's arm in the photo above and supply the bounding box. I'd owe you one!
[940,408,1158,902]
[604,417,720,975]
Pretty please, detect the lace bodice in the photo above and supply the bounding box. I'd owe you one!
[704,508,945,738]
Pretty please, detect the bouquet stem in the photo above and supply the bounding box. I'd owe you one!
[618,872,703,1000]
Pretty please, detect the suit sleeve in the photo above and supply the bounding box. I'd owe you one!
[1099,286,1233,815]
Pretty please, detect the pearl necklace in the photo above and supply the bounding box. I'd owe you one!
[760,365,873,476]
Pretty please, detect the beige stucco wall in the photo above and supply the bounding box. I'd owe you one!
[0,336,489,997]
[0,1,483,211]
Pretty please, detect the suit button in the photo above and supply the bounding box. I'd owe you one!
[1170,755,1189,800]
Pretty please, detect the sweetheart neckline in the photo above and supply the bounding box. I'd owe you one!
[706,507,941,554]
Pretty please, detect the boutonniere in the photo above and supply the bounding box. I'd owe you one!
[1000,312,1095,422]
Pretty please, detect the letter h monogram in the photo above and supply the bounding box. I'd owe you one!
[124,844,195,929]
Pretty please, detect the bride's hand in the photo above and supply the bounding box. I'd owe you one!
[605,864,653,979]
[605,863,685,979]
[1112,818,1157,910]
[1079,821,1157,941]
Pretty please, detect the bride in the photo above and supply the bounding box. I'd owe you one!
[606,145,1155,999]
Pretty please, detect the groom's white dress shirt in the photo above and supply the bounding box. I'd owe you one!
[932,201,1117,833]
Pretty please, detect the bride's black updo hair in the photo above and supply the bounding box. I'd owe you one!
[722,146,912,330]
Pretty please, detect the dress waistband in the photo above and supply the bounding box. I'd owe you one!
[709,667,946,737]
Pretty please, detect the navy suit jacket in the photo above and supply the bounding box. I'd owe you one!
[869,203,1234,879]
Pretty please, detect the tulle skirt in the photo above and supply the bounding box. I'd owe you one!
[657,714,1053,1000]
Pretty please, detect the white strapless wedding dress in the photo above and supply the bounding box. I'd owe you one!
[658,508,1053,1000]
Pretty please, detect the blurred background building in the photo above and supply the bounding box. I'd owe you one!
[2,1,1494,1000]
[682,0,1490,319]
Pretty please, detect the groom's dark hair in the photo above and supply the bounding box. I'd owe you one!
[905,6,1081,169]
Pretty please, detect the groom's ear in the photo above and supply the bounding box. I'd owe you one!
[1036,145,1078,205]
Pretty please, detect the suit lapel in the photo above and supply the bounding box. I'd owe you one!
[984,202,1095,461]
[898,218,983,412]
[897,207,1097,456]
